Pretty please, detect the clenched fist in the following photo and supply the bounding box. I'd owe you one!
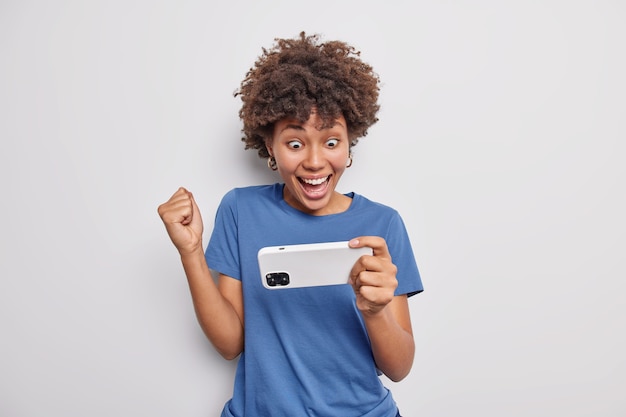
[157,187,204,255]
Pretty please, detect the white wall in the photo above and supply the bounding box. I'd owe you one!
[1,1,624,416]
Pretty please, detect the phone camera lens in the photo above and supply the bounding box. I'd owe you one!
[266,273,277,287]
[266,272,289,287]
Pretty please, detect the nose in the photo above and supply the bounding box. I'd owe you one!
[302,146,325,170]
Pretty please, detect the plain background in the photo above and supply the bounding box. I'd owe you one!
[1,1,624,416]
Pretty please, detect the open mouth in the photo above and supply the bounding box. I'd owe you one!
[298,175,331,195]
[300,176,330,186]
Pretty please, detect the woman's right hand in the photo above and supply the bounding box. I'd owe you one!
[157,187,204,255]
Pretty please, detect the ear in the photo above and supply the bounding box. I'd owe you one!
[264,138,273,157]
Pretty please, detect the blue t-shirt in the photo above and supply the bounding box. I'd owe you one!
[205,183,423,417]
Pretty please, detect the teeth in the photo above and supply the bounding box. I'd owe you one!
[302,176,328,185]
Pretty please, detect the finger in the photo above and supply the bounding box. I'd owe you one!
[355,269,398,290]
[161,203,192,226]
[349,236,390,260]
[168,187,192,205]
[350,262,385,288]
[350,256,374,283]
[349,259,368,285]
[159,187,189,212]
[353,270,379,288]
[164,187,189,205]
[159,194,193,225]
[174,186,189,196]
[187,191,203,227]
[357,285,395,306]
[188,191,198,212]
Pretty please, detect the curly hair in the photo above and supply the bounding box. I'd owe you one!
[235,32,381,159]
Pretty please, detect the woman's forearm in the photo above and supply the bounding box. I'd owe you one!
[362,297,415,382]
[180,249,244,360]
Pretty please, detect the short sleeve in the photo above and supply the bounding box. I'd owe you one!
[386,212,423,297]
[205,189,242,280]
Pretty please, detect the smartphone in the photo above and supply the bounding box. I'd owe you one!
[257,241,372,290]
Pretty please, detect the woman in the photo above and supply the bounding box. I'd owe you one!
[158,32,423,417]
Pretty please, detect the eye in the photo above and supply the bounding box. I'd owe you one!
[326,138,339,148]
[287,140,303,149]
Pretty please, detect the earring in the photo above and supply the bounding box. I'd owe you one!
[346,153,353,168]
[267,156,278,171]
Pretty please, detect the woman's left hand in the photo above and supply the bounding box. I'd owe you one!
[348,236,398,316]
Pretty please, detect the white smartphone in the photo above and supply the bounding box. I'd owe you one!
[257,241,372,290]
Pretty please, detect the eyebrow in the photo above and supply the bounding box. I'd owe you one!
[279,124,305,133]
[278,121,346,134]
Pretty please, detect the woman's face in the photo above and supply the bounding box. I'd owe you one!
[267,111,351,216]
